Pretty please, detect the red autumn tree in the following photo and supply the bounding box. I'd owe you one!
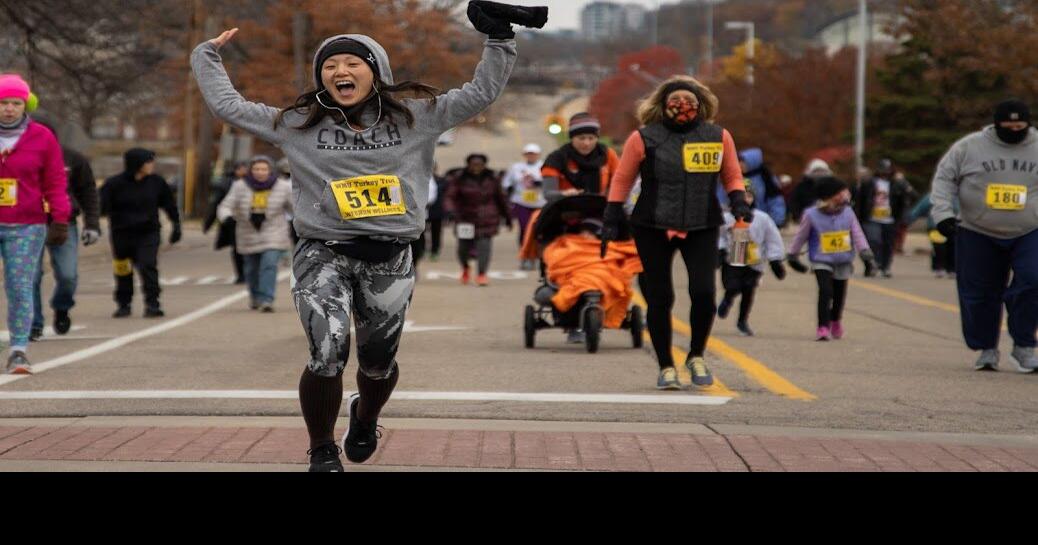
[588,45,685,144]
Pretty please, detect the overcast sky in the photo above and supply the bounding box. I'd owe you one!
[504,0,682,31]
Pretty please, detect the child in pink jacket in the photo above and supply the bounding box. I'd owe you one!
[0,74,71,374]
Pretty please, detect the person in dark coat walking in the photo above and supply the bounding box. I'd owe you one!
[445,153,511,286]
[99,148,181,318]
[204,161,247,284]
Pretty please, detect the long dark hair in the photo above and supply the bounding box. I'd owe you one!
[274,79,439,131]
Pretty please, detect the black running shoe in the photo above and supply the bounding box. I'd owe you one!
[29,326,43,342]
[144,307,165,318]
[341,393,381,464]
[54,310,71,335]
[307,443,344,472]
[113,306,132,318]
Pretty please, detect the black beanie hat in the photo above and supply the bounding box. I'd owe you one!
[659,81,697,103]
[994,99,1031,125]
[815,176,848,200]
[124,148,156,175]
[315,39,380,89]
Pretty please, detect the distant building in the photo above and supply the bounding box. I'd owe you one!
[814,9,898,55]
[581,1,648,42]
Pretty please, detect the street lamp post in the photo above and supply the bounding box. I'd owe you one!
[855,0,868,178]
[724,21,755,86]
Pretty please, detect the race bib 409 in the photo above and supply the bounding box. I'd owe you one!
[683,143,724,173]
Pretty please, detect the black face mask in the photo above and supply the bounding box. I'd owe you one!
[996,125,1030,145]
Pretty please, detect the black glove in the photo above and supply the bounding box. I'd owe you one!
[601,202,627,258]
[250,213,267,231]
[860,249,878,271]
[718,249,727,270]
[770,260,787,280]
[728,190,753,223]
[936,218,958,239]
[169,223,183,245]
[467,1,515,39]
[787,254,809,274]
[472,1,549,29]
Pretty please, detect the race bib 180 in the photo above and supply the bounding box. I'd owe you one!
[682,143,724,173]
[330,175,407,221]
[986,184,1027,211]
[820,231,852,254]
[0,178,16,207]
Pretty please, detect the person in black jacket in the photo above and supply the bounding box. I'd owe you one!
[204,161,247,284]
[28,114,102,340]
[99,148,181,318]
[854,159,909,278]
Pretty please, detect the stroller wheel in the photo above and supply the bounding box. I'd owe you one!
[630,306,644,349]
[524,305,536,349]
[583,307,602,354]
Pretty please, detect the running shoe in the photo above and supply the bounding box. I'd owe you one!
[736,321,754,337]
[341,393,382,464]
[6,352,31,375]
[656,367,681,390]
[112,306,132,318]
[249,300,260,310]
[54,311,71,335]
[307,443,344,472]
[29,327,43,342]
[566,329,585,344]
[974,349,999,372]
[144,307,165,318]
[816,326,831,342]
[717,298,732,320]
[830,321,844,340]
[685,356,715,387]
[1010,346,1037,374]
[460,267,471,285]
[881,269,893,278]
[261,304,275,314]
[477,274,489,287]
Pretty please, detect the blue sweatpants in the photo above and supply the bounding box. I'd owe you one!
[956,227,1038,350]
[0,224,47,351]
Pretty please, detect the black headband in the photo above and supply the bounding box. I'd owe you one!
[660,81,698,101]
[316,39,380,86]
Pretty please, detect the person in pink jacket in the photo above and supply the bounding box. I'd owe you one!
[0,74,71,374]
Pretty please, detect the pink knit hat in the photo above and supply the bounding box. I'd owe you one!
[0,74,31,102]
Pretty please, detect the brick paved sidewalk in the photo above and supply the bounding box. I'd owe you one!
[1,418,1036,472]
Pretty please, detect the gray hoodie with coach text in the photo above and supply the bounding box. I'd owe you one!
[931,126,1038,240]
[191,34,517,242]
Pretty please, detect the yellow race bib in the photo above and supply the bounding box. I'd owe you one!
[0,178,16,207]
[986,184,1027,211]
[746,242,760,266]
[330,175,407,221]
[251,190,270,212]
[682,143,724,173]
[820,231,852,254]
[871,206,892,220]
[113,258,133,277]
[522,190,540,204]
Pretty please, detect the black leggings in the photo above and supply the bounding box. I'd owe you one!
[722,286,757,324]
[815,270,848,327]
[633,225,719,369]
[721,265,761,324]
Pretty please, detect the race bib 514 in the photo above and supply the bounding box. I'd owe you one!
[0,178,17,207]
[330,175,407,221]
[986,184,1027,211]
[683,143,724,173]
[251,190,270,212]
[113,258,133,277]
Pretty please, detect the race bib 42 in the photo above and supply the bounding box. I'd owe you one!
[330,175,407,220]
[820,231,852,254]
[683,143,724,173]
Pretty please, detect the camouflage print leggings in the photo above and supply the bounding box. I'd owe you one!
[292,239,415,379]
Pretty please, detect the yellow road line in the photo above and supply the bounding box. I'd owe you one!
[849,280,959,313]
[633,292,817,401]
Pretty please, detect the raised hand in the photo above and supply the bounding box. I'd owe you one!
[209,28,239,49]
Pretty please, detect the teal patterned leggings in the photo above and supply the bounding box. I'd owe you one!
[1,224,47,350]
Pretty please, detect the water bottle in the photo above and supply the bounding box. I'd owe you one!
[728,219,751,267]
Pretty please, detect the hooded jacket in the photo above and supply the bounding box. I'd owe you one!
[932,126,1038,240]
[716,148,786,227]
[191,34,517,243]
[0,120,71,225]
[99,152,179,233]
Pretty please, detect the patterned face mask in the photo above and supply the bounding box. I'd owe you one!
[665,97,699,124]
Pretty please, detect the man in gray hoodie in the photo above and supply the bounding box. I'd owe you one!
[931,99,1038,374]
[192,1,527,471]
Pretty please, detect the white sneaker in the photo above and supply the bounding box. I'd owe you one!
[1010,346,1038,374]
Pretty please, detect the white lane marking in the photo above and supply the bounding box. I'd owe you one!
[196,275,223,285]
[1,325,86,342]
[161,276,189,286]
[424,270,530,281]
[0,390,732,405]
[0,272,291,387]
